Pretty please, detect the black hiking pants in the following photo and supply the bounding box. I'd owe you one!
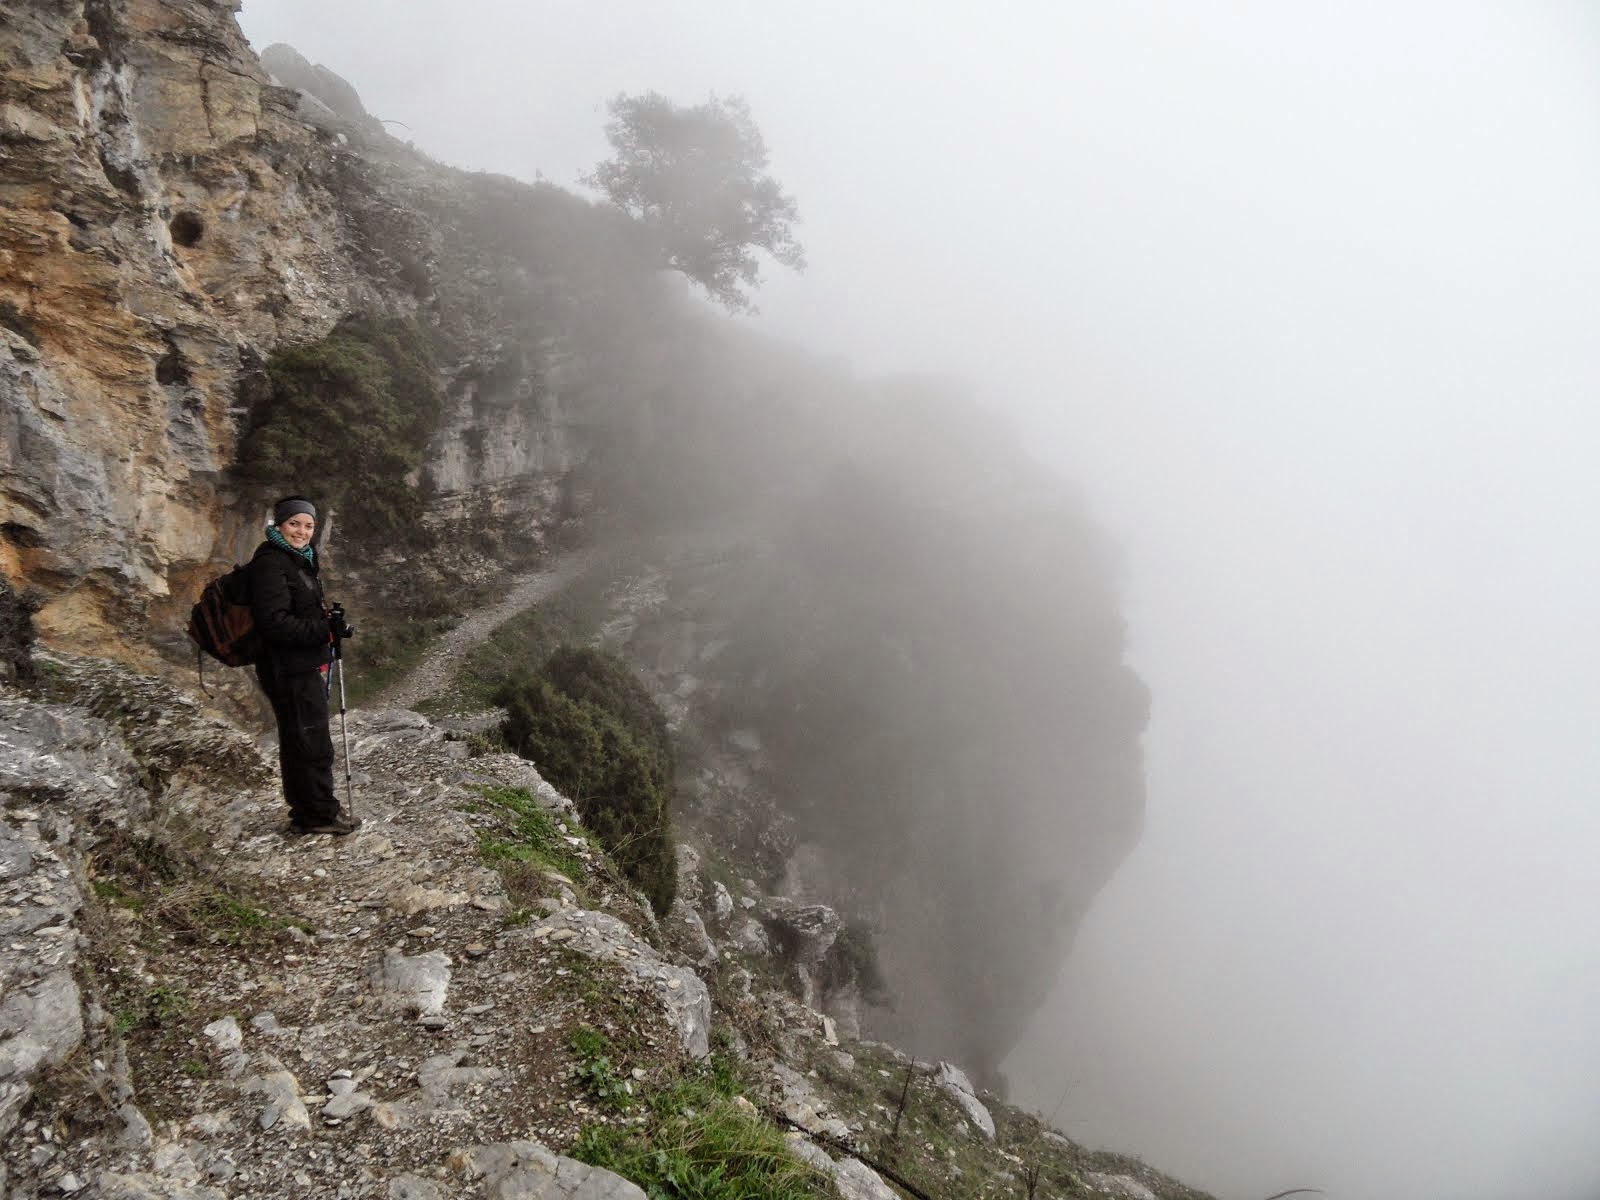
[255,660,339,827]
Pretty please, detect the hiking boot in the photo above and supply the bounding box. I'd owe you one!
[291,812,362,837]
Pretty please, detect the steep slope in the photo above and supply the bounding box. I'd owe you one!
[0,651,1206,1200]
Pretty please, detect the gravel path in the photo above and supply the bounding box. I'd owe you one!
[375,551,598,711]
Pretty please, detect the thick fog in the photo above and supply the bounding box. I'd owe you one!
[238,4,1600,1198]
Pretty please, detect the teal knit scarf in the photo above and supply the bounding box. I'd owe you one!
[266,525,316,567]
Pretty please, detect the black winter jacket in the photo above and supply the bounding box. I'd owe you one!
[247,540,333,675]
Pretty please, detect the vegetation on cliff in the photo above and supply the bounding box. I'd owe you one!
[497,647,678,917]
[237,316,443,540]
[586,90,805,312]
[574,1055,824,1199]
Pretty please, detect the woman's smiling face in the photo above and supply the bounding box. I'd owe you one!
[279,512,315,548]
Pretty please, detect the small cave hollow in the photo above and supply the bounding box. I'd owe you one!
[155,341,190,386]
[168,211,205,248]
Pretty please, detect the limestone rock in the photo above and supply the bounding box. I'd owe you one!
[783,1132,834,1172]
[830,1157,901,1200]
[97,1171,228,1200]
[731,916,769,957]
[710,881,734,924]
[784,1133,901,1200]
[764,901,842,1007]
[258,43,380,132]
[368,949,452,1016]
[243,1065,310,1132]
[387,1176,444,1200]
[0,832,30,880]
[0,974,82,1074]
[115,1102,153,1150]
[765,902,842,966]
[515,910,710,1058]
[0,1,360,650]
[771,1063,851,1142]
[201,1017,242,1053]
[322,1091,373,1121]
[935,1061,996,1139]
[461,755,575,815]
[1084,1172,1159,1200]
[662,898,717,969]
[449,1140,647,1199]
[388,881,472,916]
[673,843,703,905]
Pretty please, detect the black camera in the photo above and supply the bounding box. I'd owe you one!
[328,602,355,641]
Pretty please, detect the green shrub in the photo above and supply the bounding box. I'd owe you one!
[237,316,443,541]
[542,646,673,767]
[496,648,676,917]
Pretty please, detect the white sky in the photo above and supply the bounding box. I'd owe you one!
[237,4,1600,1197]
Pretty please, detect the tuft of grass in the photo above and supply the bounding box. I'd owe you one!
[570,1026,635,1112]
[470,784,588,880]
[87,828,303,947]
[91,877,144,912]
[573,1057,831,1200]
[112,983,191,1038]
[144,882,294,947]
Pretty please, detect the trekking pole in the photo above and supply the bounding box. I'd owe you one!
[330,605,356,817]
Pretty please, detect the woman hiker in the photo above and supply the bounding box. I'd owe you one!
[248,496,361,836]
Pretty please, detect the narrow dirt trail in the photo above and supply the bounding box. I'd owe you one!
[374,550,598,711]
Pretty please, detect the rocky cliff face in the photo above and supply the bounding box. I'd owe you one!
[0,0,369,655]
[1,0,1148,1094]
[0,1,589,658]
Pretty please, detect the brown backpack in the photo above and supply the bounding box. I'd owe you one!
[186,565,260,687]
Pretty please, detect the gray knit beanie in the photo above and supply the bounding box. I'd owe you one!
[272,497,317,525]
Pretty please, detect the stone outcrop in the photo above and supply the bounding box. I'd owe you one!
[0,691,149,1141]
[763,900,843,1009]
[258,42,380,133]
[785,1133,898,1200]
[935,1060,997,1139]
[518,908,712,1060]
[450,1140,647,1200]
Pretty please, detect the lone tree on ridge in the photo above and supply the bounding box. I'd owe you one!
[584,91,805,312]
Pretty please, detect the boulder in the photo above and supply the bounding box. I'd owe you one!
[935,1061,996,1139]
[450,1140,647,1199]
[516,910,711,1058]
[367,949,453,1016]
[710,881,735,924]
[764,902,842,1007]
[662,898,718,969]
